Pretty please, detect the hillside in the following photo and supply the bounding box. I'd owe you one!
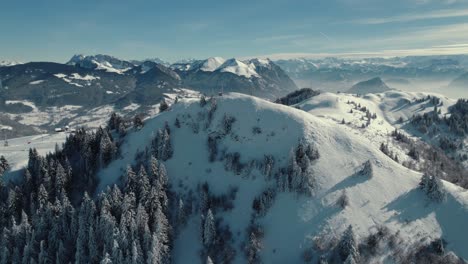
[105,93,468,263]
[1,92,467,263]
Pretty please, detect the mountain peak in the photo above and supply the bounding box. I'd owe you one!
[200,57,226,72]
[348,77,391,94]
[218,58,259,78]
[66,54,134,74]
[0,60,23,67]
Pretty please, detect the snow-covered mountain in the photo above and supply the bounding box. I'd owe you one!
[130,58,170,67]
[1,92,467,263]
[0,60,23,67]
[0,54,298,136]
[347,77,392,94]
[172,57,297,98]
[67,54,136,74]
[173,57,260,78]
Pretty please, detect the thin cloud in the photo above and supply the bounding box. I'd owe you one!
[250,44,468,60]
[415,0,467,5]
[319,32,333,42]
[353,8,468,24]
[253,34,305,44]
[433,43,468,48]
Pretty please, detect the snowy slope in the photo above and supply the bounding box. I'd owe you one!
[200,57,226,72]
[296,90,465,167]
[172,57,261,78]
[0,60,23,67]
[94,93,468,263]
[67,54,134,74]
[218,59,259,78]
[0,133,68,180]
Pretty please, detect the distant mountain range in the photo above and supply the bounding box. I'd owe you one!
[0,54,296,109]
[0,54,296,135]
[274,55,468,92]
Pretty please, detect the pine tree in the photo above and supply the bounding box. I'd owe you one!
[153,205,170,262]
[360,160,373,178]
[125,166,137,194]
[133,115,144,130]
[37,184,49,209]
[54,163,68,198]
[419,173,431,192]
[200,95,207,107]
[151,126,173,161]
[88,224,99,263]
[136,165,150,203]
[131,240,143,264]
[100,130,117,167]
[337,190,349,208]
[100,253,113,264]
[338,225,359,261]
[147,233,162,264]
[159,99,169,112]
[420,173,446,202]
[203,209,216,246]
[75,193,96,264]
[344,254,357,264]
[148,156,168,192]
[0,156,9,176]
[38,240,48,264]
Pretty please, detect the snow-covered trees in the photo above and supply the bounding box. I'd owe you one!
[108,112,124,131]
[244,224,264,264]
[101,253,113,264]
[274,88,320,105]
[252,188,276,217]
[0,126,172,264]
[203,209,216,246]
[159,99,169,112]
[338,225,359,262]
[222,114,236,134]
[133,114,144,130]
[379,142,399,163]
[359,160,373,178]
[344,254,357,264]
[100,130,117,167]
[207,134,219,162]
[0,156,9,176]
[200,95,207,107]
[337,190,349,209]
[282,142,320,195]
[151,123,173,161]
[420,173,446,202]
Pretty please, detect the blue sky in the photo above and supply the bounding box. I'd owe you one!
[1,0,468,62]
